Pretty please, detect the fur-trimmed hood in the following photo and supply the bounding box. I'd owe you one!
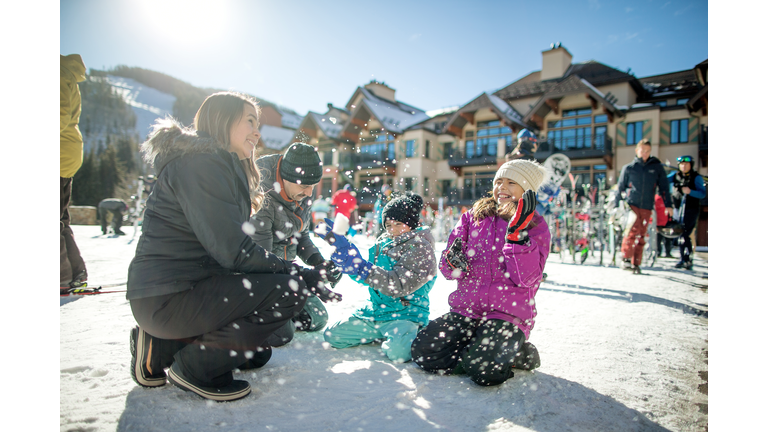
[141,117,229,174]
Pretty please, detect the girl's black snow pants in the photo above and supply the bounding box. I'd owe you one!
[679,207,700,263]
[130,273,308,387]
[411,312,526,386]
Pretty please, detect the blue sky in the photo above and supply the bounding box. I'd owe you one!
[60,0,707,116]
[60,0,707,115]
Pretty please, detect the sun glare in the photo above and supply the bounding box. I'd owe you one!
[139,0,230,46]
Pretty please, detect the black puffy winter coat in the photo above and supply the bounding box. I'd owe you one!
[614,156,672,211]
[127,119,294,300]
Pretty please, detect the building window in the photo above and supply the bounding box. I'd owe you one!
[465,120,510,158]
[459,171,496,201]
[670,119,689,144]
[440,180,452,196]
[676,98,689,105]
[626,121,644,145]
[654,101,667,107]
[547,108,610,151]
[360,131,395,160]
[424,140,430,159]
[322,151,333,166]
[442,142,453,159]
[406,140,416,158]
[403,177,414,191]
[423,177,430,195]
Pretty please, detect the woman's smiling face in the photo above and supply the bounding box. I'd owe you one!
[493,177,525,205]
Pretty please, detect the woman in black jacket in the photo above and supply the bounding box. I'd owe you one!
[127,92,340,401]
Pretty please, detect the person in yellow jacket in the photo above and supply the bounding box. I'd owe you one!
[60,54,88,292]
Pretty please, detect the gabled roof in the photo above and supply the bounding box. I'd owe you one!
[494,60,637,101]
[444,92,531,136]
[259,124,296,151]
[639,69,701,98]
[523,75,624,127]
[341,87,430,138]
[276,108,303,129]
[291,111,346,144]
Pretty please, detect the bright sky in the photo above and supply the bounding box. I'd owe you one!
[60,0,708,115]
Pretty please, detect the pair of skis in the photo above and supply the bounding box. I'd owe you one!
[60,282,126,297]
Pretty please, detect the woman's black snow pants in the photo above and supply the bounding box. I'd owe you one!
[130,273,308,387]
[411,312,526,386]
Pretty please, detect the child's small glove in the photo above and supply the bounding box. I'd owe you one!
[445,237,469,272]
[506,189,537,245]
[328,233,373,281]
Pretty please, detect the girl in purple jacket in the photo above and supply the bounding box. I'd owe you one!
[411,159,550,386]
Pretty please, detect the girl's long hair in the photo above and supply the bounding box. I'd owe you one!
[472,196,516,222]
[472,195,540,229]
[193,92,264,214]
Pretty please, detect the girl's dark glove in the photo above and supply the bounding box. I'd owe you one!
[297,266,342,303]
[506,189,537,245]
[314,260,342,287]
[445,237,469,272]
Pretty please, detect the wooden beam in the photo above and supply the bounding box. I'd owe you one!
[341,131,359,143]
[602,107,614,123]
[545,99,559,115]
[586,93,598,110]
[459,112,475,125]
[531,113,544,129]
[603,154,613,170]
[299,127,317,139]
[447,125,463,137]
[351,117,368,128]
[450,166,462,176]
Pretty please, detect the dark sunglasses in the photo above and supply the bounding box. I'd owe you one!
[677,156,693,163]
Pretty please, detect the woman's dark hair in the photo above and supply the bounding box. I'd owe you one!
[193,92,264,214]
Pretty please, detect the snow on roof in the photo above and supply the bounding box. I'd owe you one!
[277,109,303,129]
[426,106,460,118]
[309,112,343,139]
[259,124,296,150]
[358,88,430,134]
[488,94,524,122]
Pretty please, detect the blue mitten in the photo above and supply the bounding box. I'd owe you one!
[328,233,373,280]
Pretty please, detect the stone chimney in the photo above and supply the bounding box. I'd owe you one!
[541,43,573,81]
[364,80,396,102]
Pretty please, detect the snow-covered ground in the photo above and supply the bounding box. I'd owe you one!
[60,225,708,431]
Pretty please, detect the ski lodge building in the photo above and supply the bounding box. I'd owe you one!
[284,45,708,225]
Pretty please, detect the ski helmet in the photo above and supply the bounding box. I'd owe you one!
[517,129,537,143]
[659,222,684,239]
[677,155,694,164]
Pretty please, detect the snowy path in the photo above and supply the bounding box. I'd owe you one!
[60,225,707,431]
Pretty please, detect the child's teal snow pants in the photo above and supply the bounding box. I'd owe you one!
[323,317,421,363]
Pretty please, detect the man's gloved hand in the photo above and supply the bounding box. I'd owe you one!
[506,189,537,245]
[314,260,342,287]
[296,266,342,303]
[327,233,373,281]
[444,237,469,272]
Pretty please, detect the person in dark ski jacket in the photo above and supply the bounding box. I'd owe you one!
[126,92,341,402]
[250,143,342,346]
[320,192,437,363]
[505,129,539,162]
[668,155,706,269]
[614,139,673,273]
[98,198,129,235]
[411,159,550,386]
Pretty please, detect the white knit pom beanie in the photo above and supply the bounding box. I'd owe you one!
[493,159,547,192]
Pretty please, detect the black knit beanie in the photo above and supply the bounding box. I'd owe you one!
[382,192,424,229]
[279,143,323,185]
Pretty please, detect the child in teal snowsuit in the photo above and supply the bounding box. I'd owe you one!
[320,192,437,363]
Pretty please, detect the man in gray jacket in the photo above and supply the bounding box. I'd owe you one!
[251,143,341,346]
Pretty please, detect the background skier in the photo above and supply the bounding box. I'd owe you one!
[668,155,706,269]
[98,198,129,236]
